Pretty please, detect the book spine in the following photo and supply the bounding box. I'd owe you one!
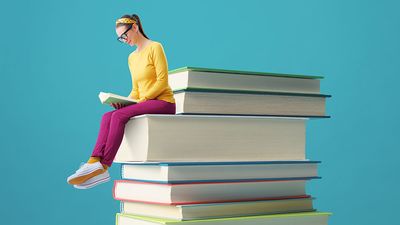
[121,164,125,179]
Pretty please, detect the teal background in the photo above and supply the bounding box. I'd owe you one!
[1,0,399,224]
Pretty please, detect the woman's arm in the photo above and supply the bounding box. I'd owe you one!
[140,43,169,101]
[128,82,139,100]
[128,58,139,100]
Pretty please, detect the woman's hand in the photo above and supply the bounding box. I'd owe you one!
[110,102,127,109]
[137,97,148,103]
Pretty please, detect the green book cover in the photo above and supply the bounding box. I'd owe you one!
[173,87,331,98]
[168,66,324,79]
[116,212,332,225]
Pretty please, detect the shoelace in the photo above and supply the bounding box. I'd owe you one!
[76,162,88,173]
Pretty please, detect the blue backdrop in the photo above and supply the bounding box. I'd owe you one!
[1,1,399,224]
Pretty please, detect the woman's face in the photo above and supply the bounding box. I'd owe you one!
[116,24,137,46]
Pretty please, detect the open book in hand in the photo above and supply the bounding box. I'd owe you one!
[98,92,137,105]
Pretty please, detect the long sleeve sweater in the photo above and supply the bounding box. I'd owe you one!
[127,41,175,104]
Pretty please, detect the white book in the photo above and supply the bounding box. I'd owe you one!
[168,67,322,94]
[120,198,315,220]
[114,114,307,163]
[98,92,137,105]
[120,161,319,183]
[173,90,328,117]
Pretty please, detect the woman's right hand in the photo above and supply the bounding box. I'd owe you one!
[110,103,126,109]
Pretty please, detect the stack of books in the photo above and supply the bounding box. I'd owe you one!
[112,67,332,225]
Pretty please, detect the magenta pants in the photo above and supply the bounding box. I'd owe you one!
[91,100,176,166]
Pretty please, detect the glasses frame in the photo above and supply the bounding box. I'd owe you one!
[117,24,133,43]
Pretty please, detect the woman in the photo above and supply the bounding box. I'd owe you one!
[67,14,176,189]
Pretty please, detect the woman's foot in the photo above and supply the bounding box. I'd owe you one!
[73,170,110,189]
[67,161,105,185]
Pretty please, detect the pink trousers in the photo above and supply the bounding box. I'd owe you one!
[91,100,176,166]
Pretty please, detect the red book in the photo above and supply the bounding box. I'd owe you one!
[113,179,311,205]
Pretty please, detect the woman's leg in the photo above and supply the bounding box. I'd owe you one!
[101,100,175,167]
[90,110,117,159]
[67,109,117,185]
[68,100,175,187]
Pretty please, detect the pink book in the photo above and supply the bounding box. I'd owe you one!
[113,179,311,205]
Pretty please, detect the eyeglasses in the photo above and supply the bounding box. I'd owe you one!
[117,24,133,43]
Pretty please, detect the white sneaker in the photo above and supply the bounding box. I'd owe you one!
[67,161,105,185]
[73,170,110,189]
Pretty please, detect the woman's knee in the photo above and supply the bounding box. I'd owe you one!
[102,110,114,119]
[110,111,130,124]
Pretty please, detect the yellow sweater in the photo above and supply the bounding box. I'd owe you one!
[127,41,175,104]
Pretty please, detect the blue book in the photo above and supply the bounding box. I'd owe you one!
[120,160,321,184]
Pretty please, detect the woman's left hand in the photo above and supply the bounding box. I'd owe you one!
[137,97,148,103]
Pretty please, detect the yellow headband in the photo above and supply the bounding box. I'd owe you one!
[116,18,136,25]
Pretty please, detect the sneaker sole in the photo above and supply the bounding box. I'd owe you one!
[67,169,104,185]
[73,175,110,189]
